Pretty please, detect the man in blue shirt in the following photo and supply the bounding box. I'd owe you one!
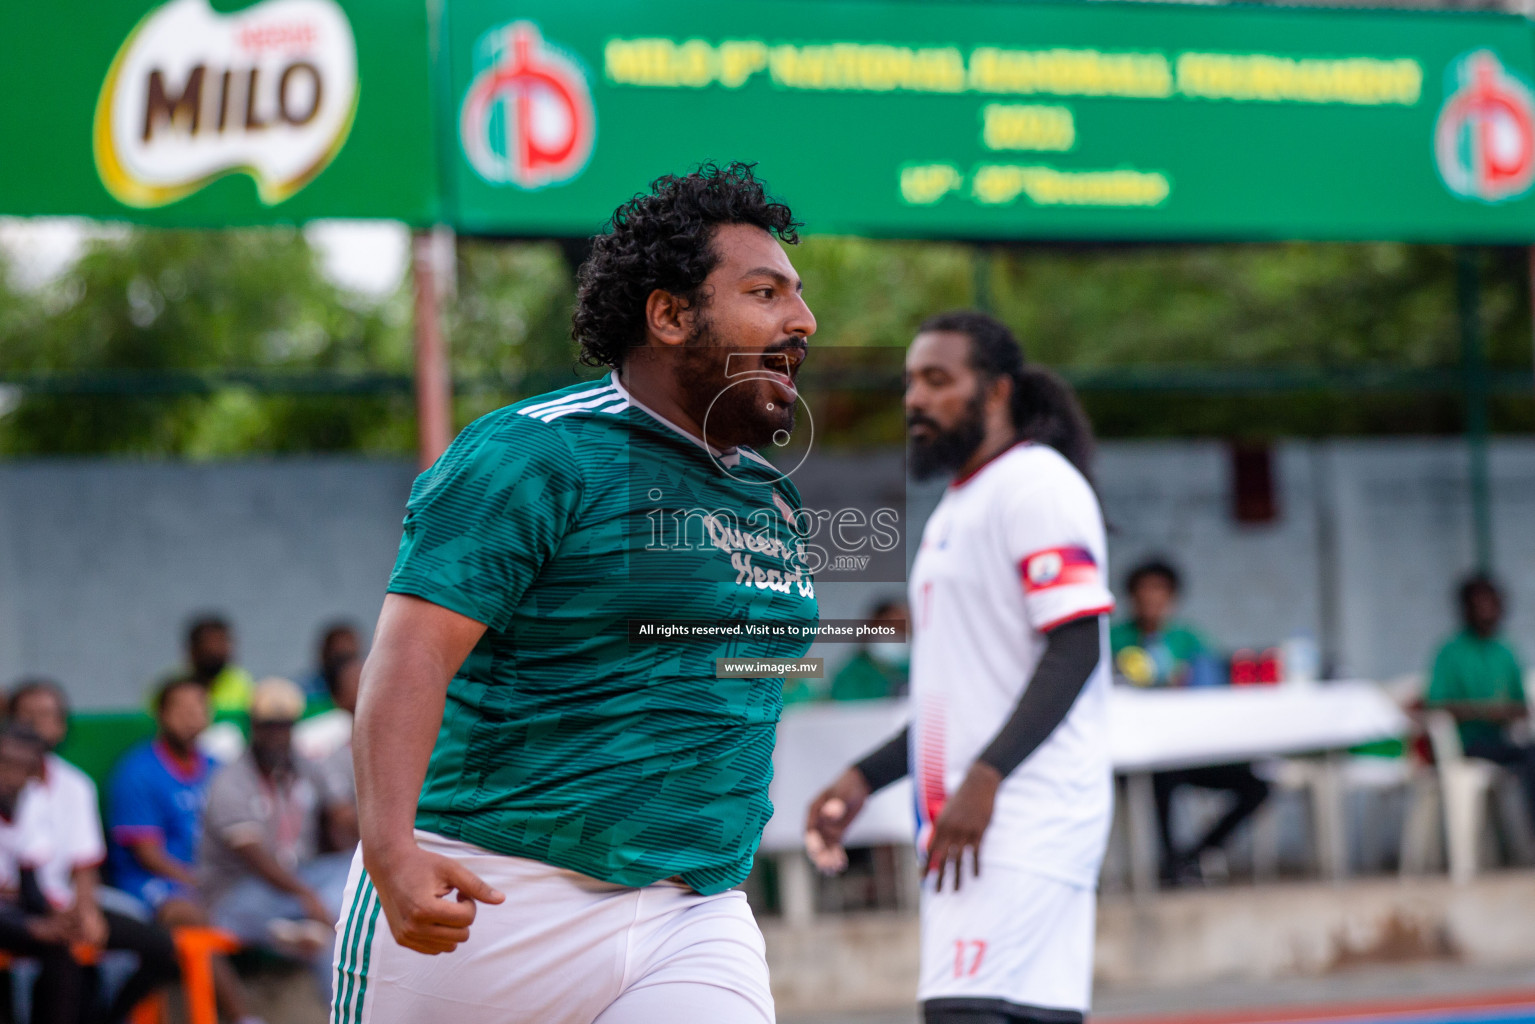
[108,678,262,1024]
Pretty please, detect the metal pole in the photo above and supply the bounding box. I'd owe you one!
[1457,246,1492,573]
[973,245,995,313]
[412,229,453,471]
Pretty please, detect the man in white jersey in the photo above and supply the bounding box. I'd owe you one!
[806,311,1113,1024]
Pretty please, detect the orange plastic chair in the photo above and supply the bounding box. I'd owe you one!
[0,929,236,1024]
[128,926,240,1024]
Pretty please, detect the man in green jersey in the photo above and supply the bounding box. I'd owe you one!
[1426,574,1535,829]
[1109,560,1217,690]
[332,163,818,1024]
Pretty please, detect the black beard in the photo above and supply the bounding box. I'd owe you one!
[253,747,293,777]
[191,658,227,683]
[678,316,796,450]
[908,391,987,481]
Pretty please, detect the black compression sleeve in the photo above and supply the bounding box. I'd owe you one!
[853,726,910,793]
[976,615,1102,778]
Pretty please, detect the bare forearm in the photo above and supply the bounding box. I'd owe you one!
[70,866,99,911]
[234,844,312,897]
[1427,700,1526,724]
[127,840,197,888]
[355,624,458,869]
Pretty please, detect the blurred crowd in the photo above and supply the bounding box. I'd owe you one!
[2,563,1531,1020]
[0,618,363,1024]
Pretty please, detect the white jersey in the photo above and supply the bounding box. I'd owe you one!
[0,757,107,908]
[35,755,107,906]
[0,782,56,903]
[909,442,1115,888]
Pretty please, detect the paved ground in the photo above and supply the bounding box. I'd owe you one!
[780,960,1535,1024]
[253,938,1535,1024]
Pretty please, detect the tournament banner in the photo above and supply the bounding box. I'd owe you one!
[0,0,437,226]
[442,0,1535,242]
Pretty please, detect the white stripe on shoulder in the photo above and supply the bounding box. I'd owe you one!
[540,397,631,422]
[738,448,775,469]
[535,394,630,422]
[518,383,616,417]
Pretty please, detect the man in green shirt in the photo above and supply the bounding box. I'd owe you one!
[335,164,818,1024]
[827,599,910,702]
[1110,562,1217,689]
[156,615,255,712]
[1426,575,1535,827]
[1111,560,1268,887]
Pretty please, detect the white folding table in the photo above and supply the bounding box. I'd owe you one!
[765,681,1410,915]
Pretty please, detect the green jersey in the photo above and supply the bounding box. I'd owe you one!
[1426,630,1525,749]
[1110,620,1212,688]
[388,374,818,894]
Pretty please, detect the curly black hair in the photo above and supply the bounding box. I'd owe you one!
[573,162,801,369]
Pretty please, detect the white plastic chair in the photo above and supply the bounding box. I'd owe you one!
[1252,674,1425,882]
[1399,753,1445,876]
[1253,754,1409,881]
[1392,675,1451,877]
[1252,758,1326,880]
[1423,710,1500,884]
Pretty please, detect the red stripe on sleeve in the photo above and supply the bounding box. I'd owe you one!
[1019,546,1101,594]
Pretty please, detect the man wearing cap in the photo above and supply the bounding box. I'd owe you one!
[201,677,352,999]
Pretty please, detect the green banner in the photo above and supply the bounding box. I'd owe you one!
[0,0,438,226]
[443,0,1535,242]
[5,0,1534,241]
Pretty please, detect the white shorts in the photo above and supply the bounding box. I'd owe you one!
[918,865,1095,1020]
[330,831,774,1024]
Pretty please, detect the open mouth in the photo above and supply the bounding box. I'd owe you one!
[754,351,798,402]
[763,368,797,402]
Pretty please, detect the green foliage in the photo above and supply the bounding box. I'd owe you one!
[997,243,1462,369]
[789,238,1530,375]
[447,239,585,424]
[0,229,415,455]
[0,227,1529,456]
[737,237,1535,439]
[985,242,1534,437]
[792,236,974,348]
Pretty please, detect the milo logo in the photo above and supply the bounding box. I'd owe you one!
[94,0,359,207]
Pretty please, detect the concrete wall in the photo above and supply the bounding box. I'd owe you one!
[1097,441,1327,660]
[0,459,416,707]
[1097,439,1535,683]
[2,438,1533,707]
[1328,440,1535,682]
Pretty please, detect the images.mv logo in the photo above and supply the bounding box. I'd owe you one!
[460,22,596,190]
